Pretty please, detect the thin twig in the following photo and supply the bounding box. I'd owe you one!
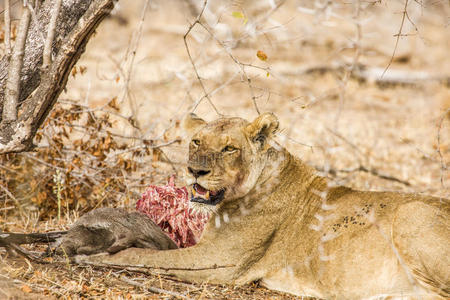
[2,3,32,122]
[0,184,24,216]
[316,165,411,187]
[381,0,409,78]
[326,127,365,158]
[275,132,315,150]
[58,99,142,123]
[436,108,449,189]
[119,0,150,132]
[335,0,362,127]
[0,206,15,211]
[4,0,11,57]
[47,117,167,144]
[356,165,411,186]
[323,127,412,185]
[197,22,265,115]
[110,139,181,156]
[0,274,49,294]
[191,70,240,112]
[245,71,260,115]
[7,243,50,264]
[42,0,62,69]
[39,276,70,294]
[78,260,234,272]
[183,0,221,116]
[119,275,192,300]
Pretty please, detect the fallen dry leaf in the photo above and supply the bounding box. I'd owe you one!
[257,50,268,61]
[21,285,32,293]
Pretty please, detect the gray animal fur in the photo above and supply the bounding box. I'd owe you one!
[55,208,178,256]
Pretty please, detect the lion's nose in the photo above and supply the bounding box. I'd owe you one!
[188,167,211,178]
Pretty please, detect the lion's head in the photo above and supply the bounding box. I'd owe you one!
[183,112,281,213]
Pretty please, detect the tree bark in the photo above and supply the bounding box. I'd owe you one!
[3,4,31,122]
[0,0,116,153]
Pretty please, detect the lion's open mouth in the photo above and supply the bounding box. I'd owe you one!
[190,183,225,206]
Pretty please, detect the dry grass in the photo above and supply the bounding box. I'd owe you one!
[0,0,449,298]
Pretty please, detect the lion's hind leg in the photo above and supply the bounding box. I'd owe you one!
[392,199,450,298]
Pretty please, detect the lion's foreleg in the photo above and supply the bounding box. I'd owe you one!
[78,245,240,284]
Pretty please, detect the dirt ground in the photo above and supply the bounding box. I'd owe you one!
[1,0,449,298]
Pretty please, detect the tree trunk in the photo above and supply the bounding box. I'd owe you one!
[0,0,116,154]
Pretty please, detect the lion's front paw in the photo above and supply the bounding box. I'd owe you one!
[73,252,109,264]
[74,247,156,267]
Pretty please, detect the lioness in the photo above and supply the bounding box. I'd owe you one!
[83,113,449,299]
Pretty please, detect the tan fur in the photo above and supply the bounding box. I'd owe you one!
[84,113,450,299]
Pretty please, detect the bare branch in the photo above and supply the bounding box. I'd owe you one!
[4,0,11,57]
[320,127,412,186]
[436,108,449,189]
[315,164,412,187]
[354,165,411,187]
[118,0,150,131]
[2,3,32,122]
[183,0,222,116]
[43,0,63,69]
[191,70,240,112]
[245,70,260,115]
[381,0,409,78]
[110,139,181,157]
[326,127,365,158]
[335,0,362,127]
[196,22,271,115]
[6,243,50,264]
[119,275,192,300]
[78,260,235,272]
[0,184,24,217]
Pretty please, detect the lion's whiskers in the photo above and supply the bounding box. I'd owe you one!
[190,201,218,215]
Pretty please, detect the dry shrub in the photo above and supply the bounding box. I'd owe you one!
[0,102,162,221]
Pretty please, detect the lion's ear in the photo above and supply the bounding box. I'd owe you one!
[182,113,207,136]
[245,112,279,145]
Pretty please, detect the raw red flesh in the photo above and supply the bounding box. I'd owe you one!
[136,176,210,248]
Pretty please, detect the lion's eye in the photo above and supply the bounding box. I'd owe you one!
[223,145,237,152]
[192,139,200,146]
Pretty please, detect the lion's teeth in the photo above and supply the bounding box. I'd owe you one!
[191,186,197,196]
[205,191,210,199]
